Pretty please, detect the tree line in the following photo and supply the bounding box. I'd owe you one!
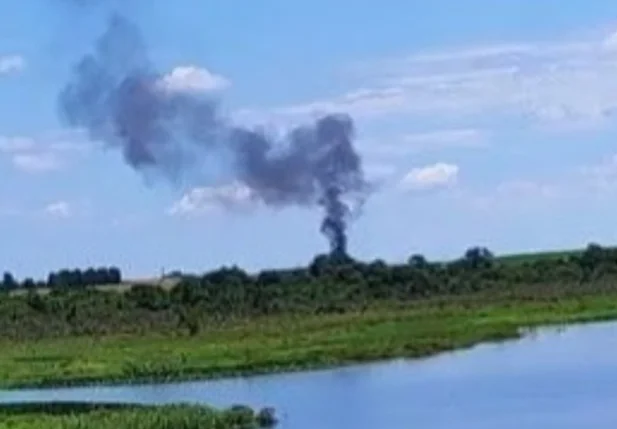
[1,243,617,340]
[0,267,122,291]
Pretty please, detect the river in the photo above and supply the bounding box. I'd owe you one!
[2,321,617,428]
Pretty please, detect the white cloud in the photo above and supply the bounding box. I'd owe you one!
[362,128,487,158]
[0,136,36,153]
[0,55,25,75]
[270,87,407,120]
[462,178,564,213]
[12,153,62,173]
[158,66,231,94]
[44,201,72,219]
[459,150,617,212]
[0,130,90,173]
[463,154,617,211]
[496,180,561,199]
[252,29,617,128]
[400,162,459,191]
[168,182,256,217]
[44,129,94,153]
[403,129,486,148]
[603,31,617,50]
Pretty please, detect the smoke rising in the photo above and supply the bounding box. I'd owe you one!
[58,11,369,256]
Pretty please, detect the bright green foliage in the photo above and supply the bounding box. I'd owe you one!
[1,295,617,389]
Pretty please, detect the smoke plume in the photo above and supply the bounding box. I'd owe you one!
[58,12,369,256]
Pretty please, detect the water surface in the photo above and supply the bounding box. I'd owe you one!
[3,322,617,428]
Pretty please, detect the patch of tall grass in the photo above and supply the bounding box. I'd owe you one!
[2,293,617,389]
[0,402,277,429]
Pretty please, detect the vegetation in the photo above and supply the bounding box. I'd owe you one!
[2,295,617,389]
[2,266,122,292]
[1,242,617,387]
[1,243,617,338]
[0,402,277,429]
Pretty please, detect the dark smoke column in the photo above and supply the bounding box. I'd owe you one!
[321,187,349,256]
[58,12,370,257]
[312,114,365,257]
[230,113,368,257]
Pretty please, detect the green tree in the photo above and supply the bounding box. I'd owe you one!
[408,254,428,269]
[462,247,494,270]
[22,278,36,290]
[108,267,122,284]
[2,271,18,290]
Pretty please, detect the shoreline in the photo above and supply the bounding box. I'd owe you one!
[2,295,617,391]
[0,329,523,391]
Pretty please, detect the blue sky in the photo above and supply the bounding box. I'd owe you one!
[3,0,617,279]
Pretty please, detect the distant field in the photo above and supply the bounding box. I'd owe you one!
[494,245,617,265]
[97,277,182,291]
[9,244,614,296]
[9,277,181,296]
[496,249,584,265]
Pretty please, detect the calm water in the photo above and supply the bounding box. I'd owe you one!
[2,322,617,428]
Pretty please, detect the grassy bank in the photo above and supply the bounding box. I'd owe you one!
[2,292,617,389]
[0,402,277,429]
[2,243,617,389]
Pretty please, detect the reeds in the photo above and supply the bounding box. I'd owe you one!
[0,402,277,429]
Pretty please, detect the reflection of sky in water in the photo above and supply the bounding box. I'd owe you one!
[2,322,617,429]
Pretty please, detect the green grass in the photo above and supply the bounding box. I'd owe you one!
[2,293,617,389]
[0,402,276,429]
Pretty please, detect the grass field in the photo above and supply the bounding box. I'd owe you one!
[0,402,276,429]
[2,293,617,389]
[8,277,181,297]
[496,249,586,265]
